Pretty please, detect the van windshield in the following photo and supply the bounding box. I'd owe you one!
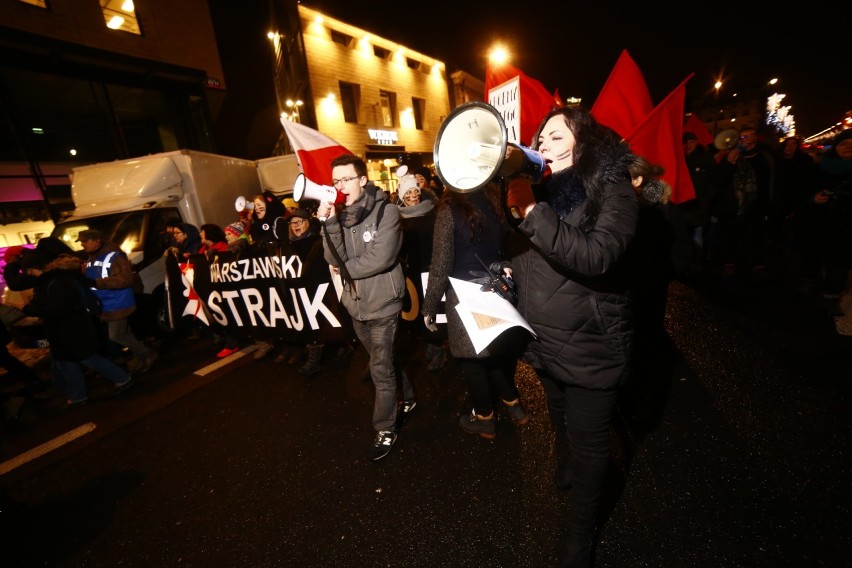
[52,211,148,255]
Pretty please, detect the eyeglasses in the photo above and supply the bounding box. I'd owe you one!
[332,176,360,187]
[289,219,307,226]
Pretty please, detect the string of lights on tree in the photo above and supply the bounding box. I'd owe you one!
[766,92,796,137]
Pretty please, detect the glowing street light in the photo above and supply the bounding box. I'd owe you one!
[286,99,303,122]
[488,44,509,65]
[713,80,723,136]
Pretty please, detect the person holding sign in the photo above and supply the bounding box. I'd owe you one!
[509,107,638,567]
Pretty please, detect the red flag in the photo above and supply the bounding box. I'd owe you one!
[280,119,352,187]
[626,74,696,205]
[590,50,654,139]
[485,62,562,146]
[682,113,714,147]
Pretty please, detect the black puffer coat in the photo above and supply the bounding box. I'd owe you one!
[22,255,101,362]
[512,147,638,391]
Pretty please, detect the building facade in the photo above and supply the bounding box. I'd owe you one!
[269,3,453,192]
[0,0,227,226]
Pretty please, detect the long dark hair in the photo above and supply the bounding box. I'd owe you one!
[531,107,632,232]
[436,183,504,243]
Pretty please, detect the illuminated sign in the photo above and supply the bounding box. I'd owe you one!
[368,129,399,145]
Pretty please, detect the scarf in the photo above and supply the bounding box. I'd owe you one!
[340,186,377,228]
[399,199,434,219]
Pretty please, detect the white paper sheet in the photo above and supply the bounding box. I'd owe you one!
[449,277,536,354]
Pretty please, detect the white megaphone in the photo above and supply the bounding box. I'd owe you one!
[292,173,344,221]
[235,195,254,212]
[433,101,548,193]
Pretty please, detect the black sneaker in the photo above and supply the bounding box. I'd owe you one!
[396,400,417,428]
[366,430,397,461]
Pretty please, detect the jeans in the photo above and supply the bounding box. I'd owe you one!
[352,314,413,432]
[52,354,132,402]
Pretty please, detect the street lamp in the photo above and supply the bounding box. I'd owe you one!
[488,44,509,65]
[713,80,723,136]
[286,99,303,123]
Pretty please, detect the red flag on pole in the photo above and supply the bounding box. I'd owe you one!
[626,74,696,205]
[682,113,714,148]
[280,119,352,187]
[485,62,562,147]
[590,50,654,139]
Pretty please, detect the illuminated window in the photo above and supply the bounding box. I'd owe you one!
[101,0,141,35]
[18,0,47,7]
[379,91,396,128]
[412,97,425,130]
[339,81,360,124]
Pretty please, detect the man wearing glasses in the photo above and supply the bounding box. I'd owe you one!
[317,154,415,461]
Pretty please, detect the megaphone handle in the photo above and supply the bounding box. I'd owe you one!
[317,201,336,223]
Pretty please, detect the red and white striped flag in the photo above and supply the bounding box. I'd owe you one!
[280,119,352,187]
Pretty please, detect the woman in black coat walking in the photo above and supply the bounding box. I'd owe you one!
[509,106,638,567]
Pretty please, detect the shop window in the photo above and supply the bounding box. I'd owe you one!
[380,91,396,128]
[101,0,142,35]
[339,82,360,124]
[412,97,425,130]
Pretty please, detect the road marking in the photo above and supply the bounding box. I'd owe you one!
[194,344,257,377]
[0,422,97,476]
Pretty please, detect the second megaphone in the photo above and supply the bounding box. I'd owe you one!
[292,173,345,205]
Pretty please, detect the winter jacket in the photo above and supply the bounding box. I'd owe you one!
[423,190,518,359]
[83,241,137,321]
[22,255,101,362]
[322,185,405,321]
[513,159,638,391]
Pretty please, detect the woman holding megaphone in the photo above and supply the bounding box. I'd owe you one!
[508,106,638,567]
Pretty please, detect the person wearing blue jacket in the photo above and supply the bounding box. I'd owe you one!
[79,229,158,374]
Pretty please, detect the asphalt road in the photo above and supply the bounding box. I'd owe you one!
[1,275,850,567]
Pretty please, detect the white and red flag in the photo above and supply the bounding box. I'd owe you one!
[280,119,352,187]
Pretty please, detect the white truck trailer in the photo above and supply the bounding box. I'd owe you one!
[50,149,263,333]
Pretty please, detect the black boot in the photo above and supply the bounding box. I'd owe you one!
[297,343,323,376]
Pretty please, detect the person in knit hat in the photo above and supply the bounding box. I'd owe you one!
[397,173,447,371]
[225,221,247,242]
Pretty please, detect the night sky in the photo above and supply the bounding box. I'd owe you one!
[307,0,846,139]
